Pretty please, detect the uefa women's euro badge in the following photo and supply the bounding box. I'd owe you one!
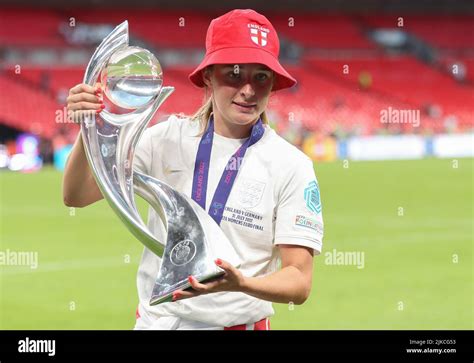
[80,21,241,305]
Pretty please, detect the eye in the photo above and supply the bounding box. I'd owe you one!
[255,72,270,82]
[228,71,241,79]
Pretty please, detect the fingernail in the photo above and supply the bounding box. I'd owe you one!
[188,275,194,284]
[96,109,102,114]
[172,292,180,301]
[100,104,105,109]
[215,258,222,266]
[95,88,102,94]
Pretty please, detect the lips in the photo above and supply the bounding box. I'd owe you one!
[233,101,257,108]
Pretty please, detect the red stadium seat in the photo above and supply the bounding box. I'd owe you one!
[0,9,472,137]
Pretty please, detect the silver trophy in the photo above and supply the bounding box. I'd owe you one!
[80,21,240,305]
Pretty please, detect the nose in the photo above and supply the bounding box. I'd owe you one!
[239,81,256,98]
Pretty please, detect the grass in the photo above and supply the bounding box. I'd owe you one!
[0,158,472,329]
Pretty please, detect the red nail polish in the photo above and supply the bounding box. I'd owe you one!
[188,276,194,284]
[96,109,102,114]
[100,104,105,109]
[172,292,180,301]
[215,258,222,266]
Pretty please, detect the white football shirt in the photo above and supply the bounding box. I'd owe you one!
[133,115,324,327]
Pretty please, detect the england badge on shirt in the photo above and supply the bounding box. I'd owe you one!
[236,178,266,208]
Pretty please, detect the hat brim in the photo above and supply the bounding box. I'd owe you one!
[188,47,297,91]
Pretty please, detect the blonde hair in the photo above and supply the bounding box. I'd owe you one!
[188,66,270,135]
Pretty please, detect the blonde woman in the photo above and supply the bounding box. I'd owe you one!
[63,9,323,330]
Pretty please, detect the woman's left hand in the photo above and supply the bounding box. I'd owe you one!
[172,258,246,301]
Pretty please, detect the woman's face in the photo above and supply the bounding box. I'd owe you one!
[204,64,274,126]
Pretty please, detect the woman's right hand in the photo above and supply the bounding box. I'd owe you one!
[63,83,105,207]
[66,83,105,123]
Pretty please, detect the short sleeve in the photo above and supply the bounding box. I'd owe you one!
[274,158,324,255]
[133,128,153,175]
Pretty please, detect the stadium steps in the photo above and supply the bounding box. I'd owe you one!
[0,75,60,138]
[304,56,473,131]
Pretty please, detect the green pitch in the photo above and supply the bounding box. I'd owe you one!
[0,158,472,329]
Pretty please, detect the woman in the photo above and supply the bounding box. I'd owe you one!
[63,9,323,330]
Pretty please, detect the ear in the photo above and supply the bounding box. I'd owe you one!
[202,67,212,88]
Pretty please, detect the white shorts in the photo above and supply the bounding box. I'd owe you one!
[134,307,270,331]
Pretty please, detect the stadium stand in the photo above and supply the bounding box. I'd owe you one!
[0,74,59,138]
[1,8,473,142]
[359,15,474,50]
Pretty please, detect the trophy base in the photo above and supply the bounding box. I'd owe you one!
[149,270,225,305]
[135,174,241,307]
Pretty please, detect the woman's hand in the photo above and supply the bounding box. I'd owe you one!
[66,83,104,123]
[62,83,105,208]
[172,258,246,301]
[171,245,314,305]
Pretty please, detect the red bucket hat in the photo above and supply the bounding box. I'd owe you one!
[189,9,297,91]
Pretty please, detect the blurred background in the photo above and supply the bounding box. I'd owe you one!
[0,0,472,330]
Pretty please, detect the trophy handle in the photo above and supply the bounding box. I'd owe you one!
[83,21,129,93]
